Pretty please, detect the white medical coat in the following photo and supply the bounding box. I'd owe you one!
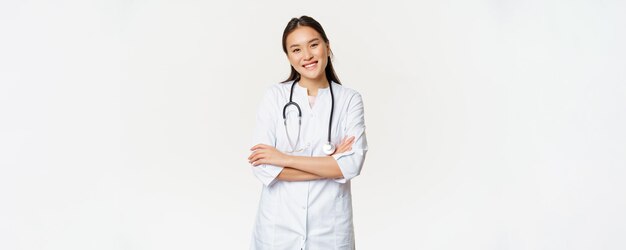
[250,81,368,250]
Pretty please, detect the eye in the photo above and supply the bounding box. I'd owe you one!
[292,48,300,53]
[311,43,318,48]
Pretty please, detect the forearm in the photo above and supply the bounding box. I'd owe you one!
[284,156,343,179]
[276,167,323,181]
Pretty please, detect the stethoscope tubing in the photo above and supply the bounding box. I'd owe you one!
[282,80,334,154]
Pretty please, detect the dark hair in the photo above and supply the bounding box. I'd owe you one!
[281,16,341,84]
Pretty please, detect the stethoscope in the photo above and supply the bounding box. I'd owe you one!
[282,81,336,155]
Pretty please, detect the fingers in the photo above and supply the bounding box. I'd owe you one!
[248,146,277,165]
[346,136,355,144]
[335,146,350,155]
[251,159,264,166]
[340,136,355,145]
[248,148,264,164]
[248,152,265,165]
[333,136,355,155]
[339,136,355,148]
[250,144,270,151]
[248,144,269,166]
[248,151,261,161]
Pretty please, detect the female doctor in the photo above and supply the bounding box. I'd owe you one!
[247,15,368,250]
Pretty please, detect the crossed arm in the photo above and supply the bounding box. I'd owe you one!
[248,136,355,181]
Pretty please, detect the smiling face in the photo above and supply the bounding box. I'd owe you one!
[285,26,330,85]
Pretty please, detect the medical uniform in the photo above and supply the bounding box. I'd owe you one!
[250,81,368,250]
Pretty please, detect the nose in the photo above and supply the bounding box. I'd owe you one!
[303,48,313,61]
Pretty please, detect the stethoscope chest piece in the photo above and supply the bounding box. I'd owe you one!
[322,142,336,155]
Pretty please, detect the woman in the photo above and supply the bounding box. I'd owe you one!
[247,15,368,250]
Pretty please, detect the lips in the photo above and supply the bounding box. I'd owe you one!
[302,61,318,69]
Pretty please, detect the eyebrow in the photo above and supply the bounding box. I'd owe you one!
[288,38,321,49]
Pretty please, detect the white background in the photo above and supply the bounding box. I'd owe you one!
[1,0,625,249]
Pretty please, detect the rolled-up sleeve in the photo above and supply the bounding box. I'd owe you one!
[251,86,284,186]
[333,93,368,184]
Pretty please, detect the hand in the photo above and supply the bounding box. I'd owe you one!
[248,144,290,167]
[332,136,355,156]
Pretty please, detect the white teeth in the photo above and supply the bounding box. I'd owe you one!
[304,62,316,68]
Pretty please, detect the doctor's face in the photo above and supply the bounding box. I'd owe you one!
[285,26,330,83]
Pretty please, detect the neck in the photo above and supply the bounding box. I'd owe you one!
[299,77,329,96]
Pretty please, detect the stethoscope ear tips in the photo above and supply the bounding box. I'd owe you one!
[322,143,336,155]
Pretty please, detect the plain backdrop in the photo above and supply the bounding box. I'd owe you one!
[1,0,625,249]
